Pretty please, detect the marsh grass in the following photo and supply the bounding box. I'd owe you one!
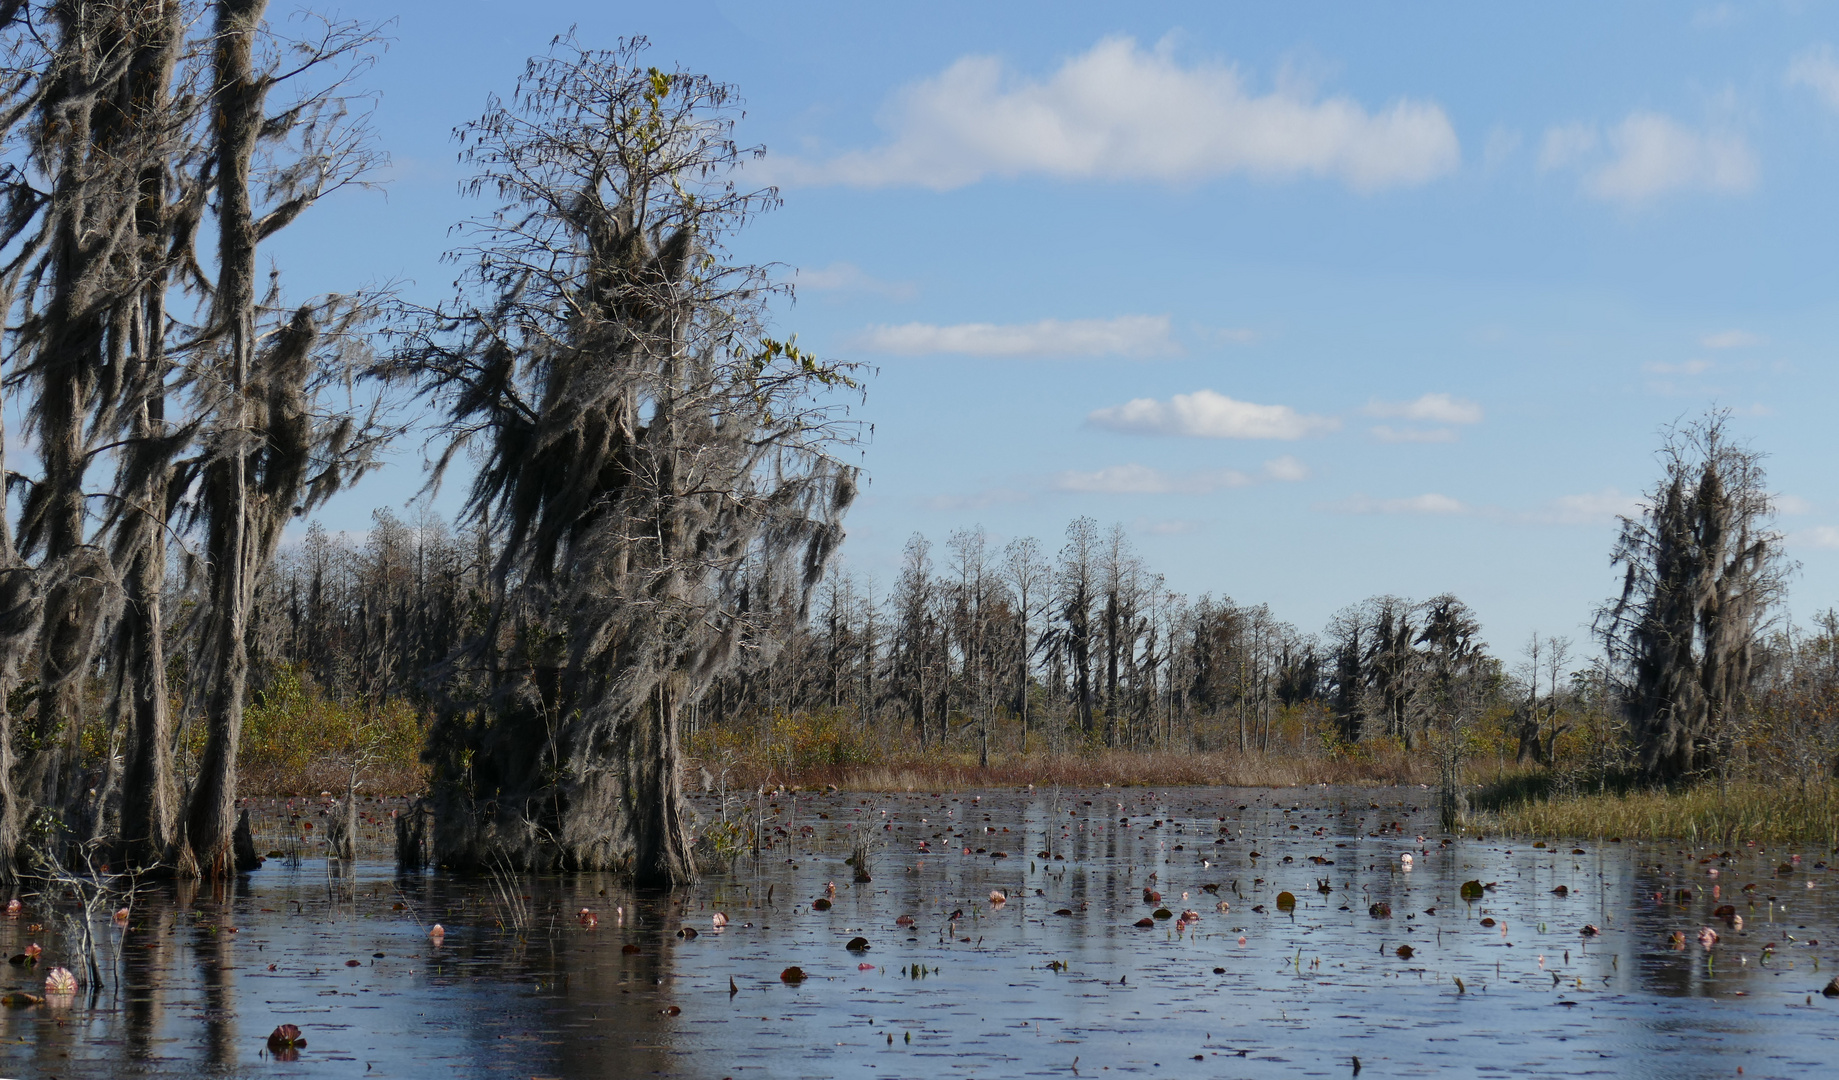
[1481,778,1839,848]
[703,747,1431,792]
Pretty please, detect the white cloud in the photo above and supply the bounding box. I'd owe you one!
[1370,425,1459,444]
[1088,389,1339,440]
[1324,493,1469,516]
[766,36,1460,192]
[1776,494,1814,516]
[1643,359,1713,375]
[1533,488,1642,526]
[1701,329,1764,349]
[1796,526,1839,550]
[1789,45,1839,112]
[851,314,1175,358]
[1053,456,1308,494]
[1053,464,1249,494]
[1262,454,1310,482]
[1363,392,1482,425]
[796,262,917,301]
[1538,123,1599,171]
[1544,112,1757,205]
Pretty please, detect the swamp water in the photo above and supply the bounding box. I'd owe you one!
[3,785,1839,1078]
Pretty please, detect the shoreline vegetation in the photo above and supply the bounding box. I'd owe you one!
[226,681,1839,850]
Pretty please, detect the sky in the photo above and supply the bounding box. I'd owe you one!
[271,0,1839,659]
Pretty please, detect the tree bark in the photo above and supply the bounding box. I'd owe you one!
[177,0,267,880]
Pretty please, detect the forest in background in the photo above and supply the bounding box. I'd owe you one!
[0,1,1835,896]
[239,413,1839,841]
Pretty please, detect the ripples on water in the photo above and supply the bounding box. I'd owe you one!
[2,786,1838,1078]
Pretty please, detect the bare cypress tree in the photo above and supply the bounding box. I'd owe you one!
[947,527,993,765]
[384,37,858,886]
[1002,535,1049,745]
[889,533,935,747]
[1055,516,1098,740]
[1597,412,1790,782]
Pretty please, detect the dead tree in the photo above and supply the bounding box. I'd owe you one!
[1055,517,1098,739]
[385,37,858,888]
[1002,536,1049,744]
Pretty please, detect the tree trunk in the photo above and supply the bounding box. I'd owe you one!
[626,679,693,889]
[117,532,173,867]
[177,0,267,880]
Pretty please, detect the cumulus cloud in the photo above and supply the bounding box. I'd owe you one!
[1361,392,1479,443]
[1363,392,1483,425]
[1262,454,1310,482]
[1323,493,1469,516]
[1701,329,1764,349]
[1087,389,1339,439]
[766,36,1460,192]
[851,314,1175,358]
[1796,525,1839,550]
[1540,112,1756,205]
[1776,494,1814,516]
[796,262,917,301]
[1053,456,1308,494]
[1789,45,1839,112]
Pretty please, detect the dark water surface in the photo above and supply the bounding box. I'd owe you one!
[4,785,1839,1078]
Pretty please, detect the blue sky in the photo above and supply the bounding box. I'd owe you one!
[279,1,1839,657]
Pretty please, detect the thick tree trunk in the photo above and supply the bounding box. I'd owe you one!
[28,0,107,820]
[625,678,694,889]
[177,0,267,880]
[117,535,173,867]
[116,0,184,872]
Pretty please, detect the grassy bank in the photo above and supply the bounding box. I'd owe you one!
[754,751,1430,792]
[1476,778,1839,849]
[686,707,1440,792]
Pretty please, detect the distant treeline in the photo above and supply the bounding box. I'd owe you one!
[257,511,1526,763]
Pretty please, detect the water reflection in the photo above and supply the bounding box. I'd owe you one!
[1,787,1837,1077]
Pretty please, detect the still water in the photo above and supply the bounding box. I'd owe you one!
[3,786,1837,1078]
